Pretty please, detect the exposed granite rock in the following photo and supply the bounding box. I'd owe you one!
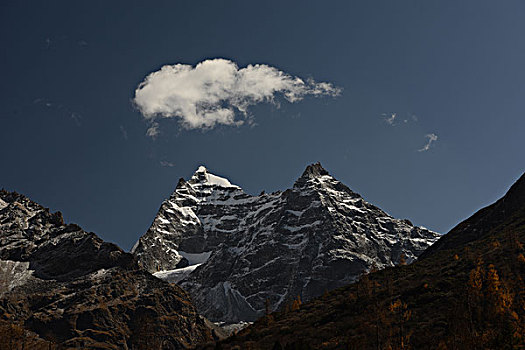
[132,163,440,323]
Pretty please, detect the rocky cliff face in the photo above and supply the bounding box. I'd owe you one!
[0,190,213,349]
[132,163,440,323]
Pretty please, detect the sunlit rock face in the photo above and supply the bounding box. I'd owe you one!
[133,163,440,323]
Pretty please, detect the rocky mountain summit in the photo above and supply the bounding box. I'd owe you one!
[211,172,525,350]
[0,190,213,349]
[132,163,440,323]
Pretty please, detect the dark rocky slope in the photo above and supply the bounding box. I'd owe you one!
[421,172,525,258]
[0,190,214,349]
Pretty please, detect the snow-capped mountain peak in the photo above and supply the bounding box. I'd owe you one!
[189,165,241,189]
[132,164,440,323]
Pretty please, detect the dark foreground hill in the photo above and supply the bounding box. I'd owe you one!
[206,173,525,349]
[0,190,214,349]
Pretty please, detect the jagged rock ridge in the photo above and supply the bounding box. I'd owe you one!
[132,163,440,323]
[0,189,213,349]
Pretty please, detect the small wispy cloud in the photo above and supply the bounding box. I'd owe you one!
[381,113,438,152]
[43,36,87,49]
[160,161,175,167]
[133,58,341,135]
[418,133,438,152]
[382,113,397,125]
[33,98,82,126]
[119,125,128,140]
[146,122,159,139]
[382,112,419,126]
[70,112,82,126]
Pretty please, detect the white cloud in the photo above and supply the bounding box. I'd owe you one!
[382,112,418,126]
[383,113,396,125]
[418,133,438,152]
[133,58,341,133]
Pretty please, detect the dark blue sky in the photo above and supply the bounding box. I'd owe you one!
[1,1,524,250]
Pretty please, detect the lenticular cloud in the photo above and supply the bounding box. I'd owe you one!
[133,58,341,132]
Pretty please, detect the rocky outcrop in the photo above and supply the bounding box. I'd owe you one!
[132,163,440,323]
[0,190,213,349]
